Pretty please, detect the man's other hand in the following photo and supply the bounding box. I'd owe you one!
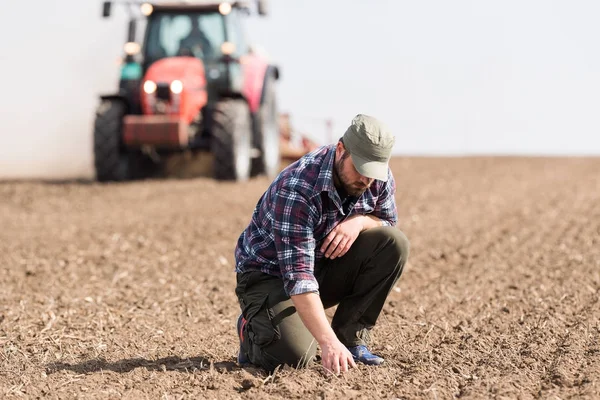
[320,215,364,259]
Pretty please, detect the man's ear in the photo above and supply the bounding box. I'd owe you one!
[336,141,345,155]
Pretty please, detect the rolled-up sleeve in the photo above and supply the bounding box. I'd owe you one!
[271,187,319,297]
[374,169,398,227]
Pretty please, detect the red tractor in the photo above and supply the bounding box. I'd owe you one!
[95,1,280,181]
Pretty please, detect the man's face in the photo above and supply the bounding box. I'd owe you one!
[334,143,375,197]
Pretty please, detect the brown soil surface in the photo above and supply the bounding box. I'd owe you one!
[1,157,599,399]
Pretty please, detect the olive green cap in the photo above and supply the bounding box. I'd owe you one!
[342,114,395,181]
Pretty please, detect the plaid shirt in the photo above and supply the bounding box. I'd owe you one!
[234,144,398,297]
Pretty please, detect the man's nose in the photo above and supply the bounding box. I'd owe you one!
[359,175,373,185]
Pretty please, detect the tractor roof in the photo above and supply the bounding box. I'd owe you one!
[149,1,251,12]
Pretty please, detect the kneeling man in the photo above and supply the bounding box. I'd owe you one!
[234,114,410,374]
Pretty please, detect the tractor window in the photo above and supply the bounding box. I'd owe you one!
[226,9,249,57]
[144,12,226,65]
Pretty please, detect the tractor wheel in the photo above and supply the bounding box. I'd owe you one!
[251,74,281,179]
[211,99,252,181]
[93,99,132,182]
[93,99,157,182]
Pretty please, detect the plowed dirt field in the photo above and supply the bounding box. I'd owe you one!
[1,157,599,399]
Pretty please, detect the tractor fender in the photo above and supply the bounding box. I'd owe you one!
[98,93,130,112]
[217,91,248,104]
[260,65,280,106]
[100,93,127,102]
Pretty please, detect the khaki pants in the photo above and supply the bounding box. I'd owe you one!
[235,227,410,372]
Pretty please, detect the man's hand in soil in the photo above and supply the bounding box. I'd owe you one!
[291,292,357,374]
[321,214,383,259]
[320,335,357,375]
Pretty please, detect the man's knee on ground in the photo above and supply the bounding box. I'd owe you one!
[262,338,317,371]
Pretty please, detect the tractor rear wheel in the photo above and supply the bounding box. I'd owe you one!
[211,99,252,181]
[93,99,132,182]
[251,74,280,179]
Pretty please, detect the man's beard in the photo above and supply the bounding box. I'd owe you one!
[334,157,370,197]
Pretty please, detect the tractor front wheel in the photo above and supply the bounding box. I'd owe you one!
[211,99,252,181]
[93,99,132,182]
[93,99,157,182]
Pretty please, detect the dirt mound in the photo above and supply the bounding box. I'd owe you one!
[1,157,598,399]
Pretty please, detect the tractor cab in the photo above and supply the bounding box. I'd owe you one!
[143,4,232,66]
[95,1,280,182]
[138,3,251,119]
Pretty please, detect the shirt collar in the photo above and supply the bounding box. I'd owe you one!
[314,145,346,209]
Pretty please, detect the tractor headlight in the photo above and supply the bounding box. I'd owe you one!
[143,80,157,94]
[141,3,153,16]
[220,41,236,56]
[170,80,183,94]
[124,42,141,56]
[218,2,232,15]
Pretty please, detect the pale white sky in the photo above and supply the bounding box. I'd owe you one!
[1,0,599,179]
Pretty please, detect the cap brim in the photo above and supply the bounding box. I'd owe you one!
[350,153,389,182]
